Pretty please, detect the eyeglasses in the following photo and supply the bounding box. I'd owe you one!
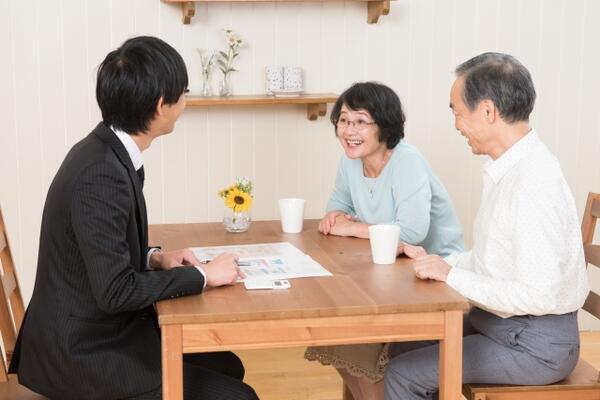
[336,117,376,131]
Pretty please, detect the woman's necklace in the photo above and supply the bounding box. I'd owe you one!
[365,176,377,199]
[363,150,391,199]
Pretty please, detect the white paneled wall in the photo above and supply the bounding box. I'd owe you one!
[1,0,600,327]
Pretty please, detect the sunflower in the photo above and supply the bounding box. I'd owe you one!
[218,185,236,198]
[225,188,253,212]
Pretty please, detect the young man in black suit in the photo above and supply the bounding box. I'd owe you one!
[10,36,259,400]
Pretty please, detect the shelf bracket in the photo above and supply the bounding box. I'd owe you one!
[307,103,327,121]
[367,0,390,24]
[181,1,196,24]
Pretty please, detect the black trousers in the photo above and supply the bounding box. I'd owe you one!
[129,352,259,400]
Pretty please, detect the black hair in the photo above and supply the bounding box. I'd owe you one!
[455,52,535,123]
[96,36,189,134]
[330,82,405,149]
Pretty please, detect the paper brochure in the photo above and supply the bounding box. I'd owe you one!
[191,242,332,282]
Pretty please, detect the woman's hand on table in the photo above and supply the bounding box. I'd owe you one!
[397,242,427,258]
[328,214,356,236]
[319,211,352,235]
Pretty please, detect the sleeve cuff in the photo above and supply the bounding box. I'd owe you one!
[146,247,161,270]
[443,252,461,268]
[326,205,355,216]
[443,250,472,269]
[445,266,471,297]
[194,266,208,289]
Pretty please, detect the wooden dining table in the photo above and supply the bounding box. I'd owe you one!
[149,220,469,400]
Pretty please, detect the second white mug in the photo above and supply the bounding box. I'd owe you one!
[368,224,401,265]
[283,66,303,91]
[278,198,306,233]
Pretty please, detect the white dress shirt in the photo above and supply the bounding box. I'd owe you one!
[445,130,589,318]
[111,127,207,286]
[113,127,144,171]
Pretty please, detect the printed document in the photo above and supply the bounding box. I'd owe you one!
[191,242,332,282]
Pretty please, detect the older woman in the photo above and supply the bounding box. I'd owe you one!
[304,82,464,400]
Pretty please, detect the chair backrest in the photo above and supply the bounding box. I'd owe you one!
[0,206,25,382]
[581,192,600,320]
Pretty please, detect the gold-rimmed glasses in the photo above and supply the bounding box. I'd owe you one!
[336,116,377,132]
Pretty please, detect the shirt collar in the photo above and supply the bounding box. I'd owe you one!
[484,129,539,184]
[111,126,144,171]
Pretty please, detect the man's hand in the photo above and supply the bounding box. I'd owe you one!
[150,248,201,270]
[397,244,451,282]
[318,211,352,235]
[398,243,428,258]
[202,252,244,287]
[413,255,451,282]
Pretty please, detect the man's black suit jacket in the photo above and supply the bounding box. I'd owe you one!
[10,123,205,400]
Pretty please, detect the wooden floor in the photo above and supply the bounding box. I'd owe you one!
[238,331,600,400]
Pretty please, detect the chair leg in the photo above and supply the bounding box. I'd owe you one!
[343,382,355,400]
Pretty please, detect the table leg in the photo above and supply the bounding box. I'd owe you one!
[439,310,463,400]
[162,324,183,400]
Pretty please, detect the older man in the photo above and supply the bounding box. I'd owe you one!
[384,52,589,400]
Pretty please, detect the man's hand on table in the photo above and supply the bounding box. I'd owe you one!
[150,248,201,270]
[203,252,245,287]
[401,243,451,282]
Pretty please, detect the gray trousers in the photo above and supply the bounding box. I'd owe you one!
[384,307,580,400]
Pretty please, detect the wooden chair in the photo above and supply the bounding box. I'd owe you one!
[0,206,47,399]
[463,192,600,400]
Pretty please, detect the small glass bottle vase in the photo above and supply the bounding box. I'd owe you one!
[223,208,251,233]
[218,73,233,96]
[200,68,212,97]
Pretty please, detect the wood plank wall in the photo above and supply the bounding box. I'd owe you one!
[0,0,599,326]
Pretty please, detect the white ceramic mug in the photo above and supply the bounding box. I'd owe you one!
[283,66,303,91]
[368,224,401,264]
[265,66,284,95]
[278,198,306,233]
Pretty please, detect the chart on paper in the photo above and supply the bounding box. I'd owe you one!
[191,242,332,282]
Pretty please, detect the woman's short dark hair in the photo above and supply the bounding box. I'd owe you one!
[455,52,535,123]
[96,36,189,134]
[330,82,406,149]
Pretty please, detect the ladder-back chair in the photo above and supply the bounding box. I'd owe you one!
[463,192,600,400]
[0,205,46,399]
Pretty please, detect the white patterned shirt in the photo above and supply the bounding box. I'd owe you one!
[444,130,589,318]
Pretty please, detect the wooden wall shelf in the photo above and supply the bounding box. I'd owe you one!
[185,93,338,120]
[163,0,392,25]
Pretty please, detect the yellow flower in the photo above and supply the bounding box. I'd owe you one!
[218,185,236,198]
[225,188,253,212]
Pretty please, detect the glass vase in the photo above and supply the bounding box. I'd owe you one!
[223,208,251,233]
[200,68,212,97]
[218,73,233,96]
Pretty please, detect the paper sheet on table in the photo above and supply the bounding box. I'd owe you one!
[191,242,332,282]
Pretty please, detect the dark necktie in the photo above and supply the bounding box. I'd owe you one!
[136,166,145,188]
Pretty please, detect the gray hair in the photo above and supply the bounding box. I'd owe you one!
[455,52,536,123]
